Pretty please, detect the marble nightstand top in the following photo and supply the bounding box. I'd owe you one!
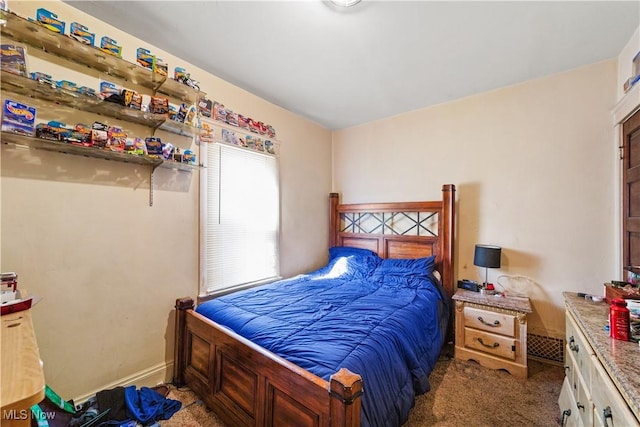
[453,289,532,313]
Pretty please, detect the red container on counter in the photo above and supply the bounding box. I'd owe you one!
[610,298,630,341]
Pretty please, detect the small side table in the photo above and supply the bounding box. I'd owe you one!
[452,289,532,379]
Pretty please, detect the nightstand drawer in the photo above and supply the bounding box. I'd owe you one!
[464,328,516,360]
[464,306,516,337]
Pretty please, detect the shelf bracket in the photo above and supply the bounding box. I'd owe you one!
[149,166,155,207]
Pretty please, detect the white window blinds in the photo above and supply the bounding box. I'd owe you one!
[202,142,279,294]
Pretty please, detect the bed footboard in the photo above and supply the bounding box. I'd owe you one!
[173,297,363,427]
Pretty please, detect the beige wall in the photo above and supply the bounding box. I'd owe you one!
[333,60,618,337]
[1,1,332,400]
[617,27,640,102]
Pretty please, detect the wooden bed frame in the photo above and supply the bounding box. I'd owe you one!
[173,184,456,427]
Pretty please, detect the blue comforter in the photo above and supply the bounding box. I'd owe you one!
[196,253,448,427]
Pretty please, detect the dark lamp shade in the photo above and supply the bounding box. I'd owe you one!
[474,245,501,269]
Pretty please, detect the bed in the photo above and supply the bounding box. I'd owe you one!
[173,184,456,427]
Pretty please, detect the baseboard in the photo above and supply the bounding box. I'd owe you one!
[72,361,174,406]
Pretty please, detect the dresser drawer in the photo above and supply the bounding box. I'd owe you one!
[464,327,516,360]
[565,311,593,385]
[590,356,640,427]
[559,377,580,427]
[463,306,516,337]
[564,348,577,398]
[573,363,593,427]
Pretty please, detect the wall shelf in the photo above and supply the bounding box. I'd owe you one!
[1,131,163,167]
[157,117,199,138]
[0,11,204,104]
[158,160,202,172]
[1,71,201,138]
[2,131,204,205]
[1,11,204,206]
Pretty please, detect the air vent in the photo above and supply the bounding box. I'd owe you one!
[527,333,564,365]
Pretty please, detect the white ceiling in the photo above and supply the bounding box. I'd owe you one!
[64,1,640,130]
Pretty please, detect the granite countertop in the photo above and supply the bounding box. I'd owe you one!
[453,289,532,313]
[564,292,640,418]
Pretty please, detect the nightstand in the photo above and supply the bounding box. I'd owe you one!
[452,289,532,379]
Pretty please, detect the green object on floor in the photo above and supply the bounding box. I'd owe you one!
[44,385,76,413]
[30,385,76,427]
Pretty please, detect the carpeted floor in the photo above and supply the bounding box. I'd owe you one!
[161,354,564,427]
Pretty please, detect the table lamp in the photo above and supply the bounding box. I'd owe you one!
[474,244,501,286]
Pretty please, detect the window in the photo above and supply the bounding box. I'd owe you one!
[201,142,280,295]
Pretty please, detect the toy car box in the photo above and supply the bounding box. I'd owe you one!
[107,126,126,152]
[1,44,28,77]
[36,8,65,34]
[198,97,212,118]
[148,96,169,115]
[69,22,95,46]
[100,36,122,58]
[154,57,168,77]
[91,121,109,148]
[136,48,155,71]
[145,137,163,157]
[99,81,121,102]
[183,150,196,165]
[35,120,71,141]
[2,100,36,136]
[69,123,92,146]
[30,72,56,87]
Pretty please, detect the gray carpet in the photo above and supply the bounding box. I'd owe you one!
[162,356,563,426]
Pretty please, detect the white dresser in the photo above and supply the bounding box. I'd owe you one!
[559,292,640,426]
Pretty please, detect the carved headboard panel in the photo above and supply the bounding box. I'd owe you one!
[329,184,456,299]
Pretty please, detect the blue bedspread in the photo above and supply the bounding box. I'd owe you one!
[196,253,448,427]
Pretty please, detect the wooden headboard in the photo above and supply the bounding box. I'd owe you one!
[329,184,456,299]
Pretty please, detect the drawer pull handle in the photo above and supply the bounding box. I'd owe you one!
[568,336,579,353]
[477,337,499,348]
[478,316,500,327]
[603,406,612,427]
[577,402,585,411]
[561,409,571,426]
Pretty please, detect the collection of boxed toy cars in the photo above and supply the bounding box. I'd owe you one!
[0,97,197,163]
[8,6,208,108]
[212,101,276,139]
[29,71,98,97]
[209,101,277,155]
[2,6,278,163]
[15,6,208,94]
[218,127,276,155]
